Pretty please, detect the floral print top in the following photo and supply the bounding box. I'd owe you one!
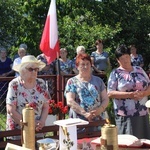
[65,75,105,120]
[107,66,150,117]
[37,54,55,75]
[131,54,144,67]
[56,59,73,74]
[6,77,49,131]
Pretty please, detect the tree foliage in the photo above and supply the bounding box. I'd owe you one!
[0,0,150,69]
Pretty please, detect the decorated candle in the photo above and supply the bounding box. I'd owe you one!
[101,124,118,150]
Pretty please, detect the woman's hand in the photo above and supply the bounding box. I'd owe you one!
[35,119,45,131]
[83,112,94,122]
[90,109,99,117]
[132,90,145,100]
[35,101,49,131]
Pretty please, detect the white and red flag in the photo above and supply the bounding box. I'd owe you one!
[40,0,60,64]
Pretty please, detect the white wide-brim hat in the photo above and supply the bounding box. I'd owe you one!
[145,100,150,108]
[13,55,46,72]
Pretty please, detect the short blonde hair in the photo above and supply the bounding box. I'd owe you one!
[76,46,85,54]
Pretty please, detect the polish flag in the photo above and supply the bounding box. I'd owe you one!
[40,0,60,64]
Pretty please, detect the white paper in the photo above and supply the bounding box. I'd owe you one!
[91,135,143,148]
[54,118,89,127]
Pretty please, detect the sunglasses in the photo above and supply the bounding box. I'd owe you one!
[26,67,39,72]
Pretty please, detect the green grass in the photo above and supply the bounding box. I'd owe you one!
[0,113,6,131]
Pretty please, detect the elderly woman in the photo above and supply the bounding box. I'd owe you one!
[72,45,86,74]
[56,48,73,75]
[12,45,27,77]
[76,46,85,55]
[65,53,109,123]
[107,44,150,139]
[37,53,55,75]
[6,55,49,140]
[0,47,13,77]
[0,47,14,109]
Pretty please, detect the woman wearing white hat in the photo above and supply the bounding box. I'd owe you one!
[6,55,50,140]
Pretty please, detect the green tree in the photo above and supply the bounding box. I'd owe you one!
[0,0,149,69]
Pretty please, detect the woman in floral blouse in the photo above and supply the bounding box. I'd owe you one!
[130,44,144,68]
[65,53,109,122]
[6,55,49,140]
[107,44,150,139]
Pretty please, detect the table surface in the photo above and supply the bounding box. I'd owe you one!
[77,137,150,150]
[95,145,150,150]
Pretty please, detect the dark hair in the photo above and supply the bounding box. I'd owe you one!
[76,53,92,67]
[115,44,130,59]
[129,44,136,49]
[95,39,103,45]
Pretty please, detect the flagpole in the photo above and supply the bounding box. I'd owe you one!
[56,51,62,115]
[56,51,60,75]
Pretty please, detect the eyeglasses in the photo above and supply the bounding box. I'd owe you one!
[26,67,39,72]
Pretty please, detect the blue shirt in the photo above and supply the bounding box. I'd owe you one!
[91,51,109,71]
[0,57,12,75]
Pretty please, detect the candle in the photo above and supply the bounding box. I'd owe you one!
[22,104,35,150]
[101,124,118,150]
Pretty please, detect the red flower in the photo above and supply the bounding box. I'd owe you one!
[48,100,68,115]
[13,84,18,91]
[29,102,37,109]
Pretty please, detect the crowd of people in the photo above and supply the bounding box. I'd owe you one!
[1,40,150,141]
[0,40,145,78]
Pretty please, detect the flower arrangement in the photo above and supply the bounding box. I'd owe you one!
[48,100,68,116]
